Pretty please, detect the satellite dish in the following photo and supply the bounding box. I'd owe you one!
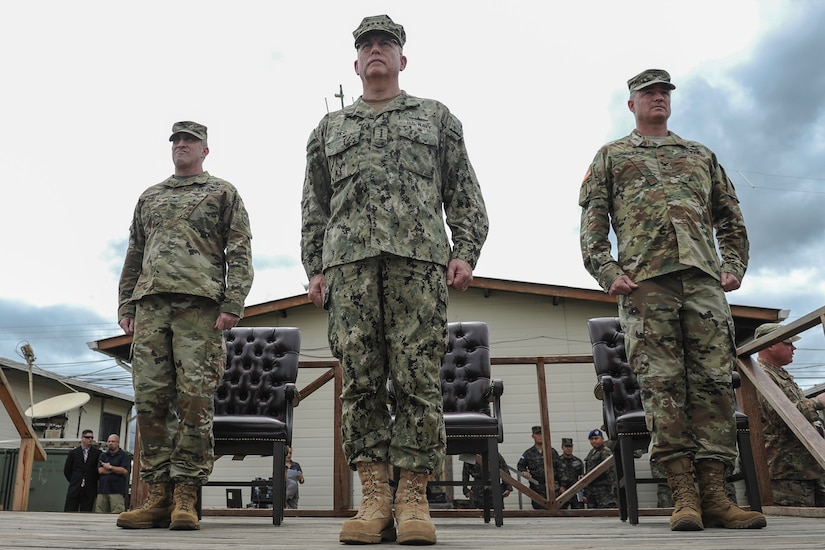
[24,392,91,418]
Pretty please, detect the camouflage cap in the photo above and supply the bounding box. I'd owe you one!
[753,322,801,343]
[531,425,542,435]
[169,121,207,142]
[561,438,573,447]
[353,14,406,48]
[627,69,676,93]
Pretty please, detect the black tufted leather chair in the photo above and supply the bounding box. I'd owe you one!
[587,317,761,524]
[435,321,505,526]
[199,326,300,525]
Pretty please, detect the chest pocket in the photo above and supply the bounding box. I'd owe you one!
[398,122,437,179]
[325,124,362,184]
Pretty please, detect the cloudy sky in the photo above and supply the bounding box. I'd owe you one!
[1,1,824,392]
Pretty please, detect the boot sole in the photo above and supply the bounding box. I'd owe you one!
[670,518,704,531]
[340,526,397,544]
[703,516,767,529]
[169,520,200,530]
[116,518,171,529]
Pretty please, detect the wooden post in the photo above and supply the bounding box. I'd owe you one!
[332,362,350,511]
[0,368,47,511]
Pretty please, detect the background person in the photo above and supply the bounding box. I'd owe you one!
[63,429,101,512]
[756,322,825,506]
[556,437,584,509]
[285,447,304,509]
[96,434,131,514]
[301,14,488,545]
[583,429,617,509]
[462,453,512,509]
[579,68,765,531]
[517,425,559,509]
[116,120,254,531]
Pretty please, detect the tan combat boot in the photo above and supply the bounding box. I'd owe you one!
[116,482,174,529]
[339,462,396,544]
[395,469,436,545]
[663,458,703,531]
[169,483,200,530]
[696,460,766,529]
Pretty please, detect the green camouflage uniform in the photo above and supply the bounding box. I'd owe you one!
[301,92,488,474]
[758,357,825,506]
[584,444,618,508]
[517,446,559,508]
[119,172,253,486]
[556,453,585,509]
[579,130,749,470]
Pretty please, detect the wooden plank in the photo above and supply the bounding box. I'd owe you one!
[0,369,46,461]
[12,438,35,510]
[556,453,614,507]
[736,363,773,505]
[535,359,557,510]
[737,355,825,472]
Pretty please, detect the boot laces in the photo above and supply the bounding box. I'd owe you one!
[176,486,196,512]
[139,484,169,510]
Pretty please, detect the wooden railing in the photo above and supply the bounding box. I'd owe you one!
[735,305,825,506]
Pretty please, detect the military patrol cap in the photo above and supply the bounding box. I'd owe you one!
[753,322,801,343]
[627,69,676,93]
[588,429,604,439]
[531,425,542,435]
[169,121,208,142]
[353,14,406,48]
[561,438,573,447]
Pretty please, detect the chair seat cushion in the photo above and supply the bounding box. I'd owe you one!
[444,412,500,438]
[213,415,287,440]
[616,409,647,436]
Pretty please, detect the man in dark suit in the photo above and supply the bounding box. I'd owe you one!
[63,429,102,512]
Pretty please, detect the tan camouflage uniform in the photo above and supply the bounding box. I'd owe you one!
[579,130,749,470]
[758,357,825,506]
[301,92,488,473]
[119,172,253,485]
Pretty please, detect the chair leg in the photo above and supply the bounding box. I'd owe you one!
[618,436,640,525]
[737,430,762,512]
[272,441,287,526]
[612,440,628,522]
[486,439,504,527]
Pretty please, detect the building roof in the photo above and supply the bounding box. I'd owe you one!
[88,276,785,362]
[0,356,133,403]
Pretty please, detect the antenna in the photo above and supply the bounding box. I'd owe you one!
[335,84,345,110]
[20,343,36,414]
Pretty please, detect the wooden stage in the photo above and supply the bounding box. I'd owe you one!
[1,508,823,550]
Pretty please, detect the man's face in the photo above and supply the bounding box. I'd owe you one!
[766,341,796,367]
[107,436,120,452]
[562,445,573,457]
[589,435,603,449]
[171,133,208,171]
[628,83,672,126]
[81,433,94,447]
[354,32,406,81]
[532,433,543,447]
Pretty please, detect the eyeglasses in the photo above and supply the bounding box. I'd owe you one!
[82,435,94,439]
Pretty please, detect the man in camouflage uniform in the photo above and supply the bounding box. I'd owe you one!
[556,437,584,509]
[579,69,765,531]
[583,429,617,509]
[116,121,253,531]
[301,14,488,545]
[755,322,825,506]
[517,426,559,509]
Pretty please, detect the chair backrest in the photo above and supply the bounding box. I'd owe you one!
[587,317,642,419]
[214,327,301,420]
[441,321,492,415]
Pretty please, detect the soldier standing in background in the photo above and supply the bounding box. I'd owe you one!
[579,68,765,531]
[556,437,584,509]
[517,425,559,509]
[583,429,617,509]
[116,121,254,531]
[756,322,825,506]
[301,14,488,545]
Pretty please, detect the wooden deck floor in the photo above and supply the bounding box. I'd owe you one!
[1,508,824,550]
